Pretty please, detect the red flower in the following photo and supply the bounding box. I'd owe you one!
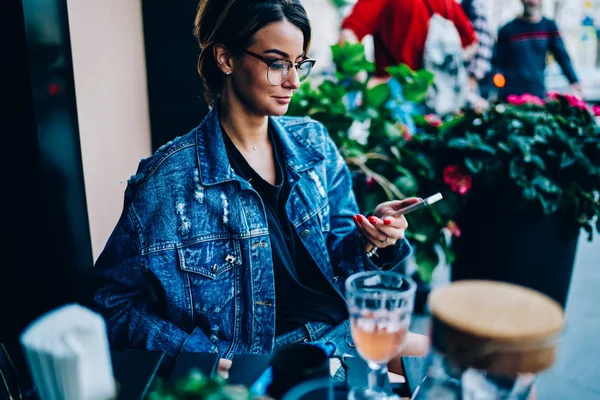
[401,124,413,141]
[424,114,442,127]
[366,176,376,188]
[443,165,472,195]
[446,220,462,238]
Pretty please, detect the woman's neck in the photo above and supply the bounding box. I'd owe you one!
[218,94,269,153]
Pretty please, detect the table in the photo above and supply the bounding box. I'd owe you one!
[110,350,426,399]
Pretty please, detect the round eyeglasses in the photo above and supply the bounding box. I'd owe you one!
[243,49,315,86]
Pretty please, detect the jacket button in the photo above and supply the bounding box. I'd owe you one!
[211,264,219,274]
[300,229,310,238]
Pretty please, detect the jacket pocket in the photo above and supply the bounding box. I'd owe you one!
[178,239,242,314]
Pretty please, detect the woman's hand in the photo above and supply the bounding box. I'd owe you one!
[353,198,421,250]
[387,331,430,376]
[217,358,232,379]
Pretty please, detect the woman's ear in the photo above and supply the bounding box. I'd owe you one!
[214,44,233,75]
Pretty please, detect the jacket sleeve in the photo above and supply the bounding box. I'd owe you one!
[93,206,217,361]
[548,21,579,84]
[340,0,388,41]
[322,131,411,278]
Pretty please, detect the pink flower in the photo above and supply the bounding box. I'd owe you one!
[520,93,545,106]
[443,165,472,195]
[446,221,462,238]
[572,99,589,111]
[424,114,442,127]
[547,91,560,101]
[507,94,525,105]
[592,105,600,116]
[507,93,544,106]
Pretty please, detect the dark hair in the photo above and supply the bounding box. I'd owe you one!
[194,0,311,106]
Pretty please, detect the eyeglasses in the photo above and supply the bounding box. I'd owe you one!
[242,49,315,85]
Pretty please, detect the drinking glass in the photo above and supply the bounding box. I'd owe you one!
[345,271,416,400]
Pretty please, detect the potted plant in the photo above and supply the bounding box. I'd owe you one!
[287,43,451,312]
[408,92,600,307]
[147,369,256,400]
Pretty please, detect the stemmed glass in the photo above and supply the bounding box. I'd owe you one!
[345,271,416,400]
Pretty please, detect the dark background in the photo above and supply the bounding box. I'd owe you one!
[141,0,209,152]
[2,0,208,382]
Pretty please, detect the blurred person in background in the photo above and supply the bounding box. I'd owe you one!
[338,0,477,78]
[93,0,428,378]
[495,0,581,100]
[460,0,494,102]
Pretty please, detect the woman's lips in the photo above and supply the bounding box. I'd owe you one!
[274,96,292,104]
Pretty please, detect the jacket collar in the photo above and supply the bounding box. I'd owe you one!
[195,106,324,186]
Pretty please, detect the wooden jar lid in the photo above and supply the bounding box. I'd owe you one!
[428,280,565,375]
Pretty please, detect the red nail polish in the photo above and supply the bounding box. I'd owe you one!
[358,215,366,223]
[352,215,358,223]
[368,216,378,225]
[383,219,392,225]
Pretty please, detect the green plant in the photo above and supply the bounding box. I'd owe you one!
[146,369,254,400]
[412,92,600,241]
[287,43,445,282]
[288,43,600,283]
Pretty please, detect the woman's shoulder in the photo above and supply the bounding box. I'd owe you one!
[127,129,197,189]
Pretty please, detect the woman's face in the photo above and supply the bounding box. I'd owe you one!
[228,20,308,117]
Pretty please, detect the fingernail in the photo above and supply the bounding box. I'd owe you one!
[358,215,366,223]
[368,216,378,225]
[383,219,392,225]
[352,215,358,223]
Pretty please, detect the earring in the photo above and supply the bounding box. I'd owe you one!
[225,71,231,75]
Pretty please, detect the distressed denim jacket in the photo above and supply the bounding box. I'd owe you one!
[93,107,411,361]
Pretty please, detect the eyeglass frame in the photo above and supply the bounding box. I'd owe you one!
[242,49,316,85]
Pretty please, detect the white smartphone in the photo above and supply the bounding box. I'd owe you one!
[391,192,443,217]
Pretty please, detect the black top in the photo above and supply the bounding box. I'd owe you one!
[222,125,348,335]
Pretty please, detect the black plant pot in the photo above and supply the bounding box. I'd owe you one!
[451,195,579,308]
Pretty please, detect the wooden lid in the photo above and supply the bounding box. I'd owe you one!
[428,280,565,374]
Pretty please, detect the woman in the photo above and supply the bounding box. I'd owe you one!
[93,0,427,376]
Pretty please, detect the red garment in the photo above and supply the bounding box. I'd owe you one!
[341,0,477,76]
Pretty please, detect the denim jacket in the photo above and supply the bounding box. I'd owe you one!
[93,107,411,361]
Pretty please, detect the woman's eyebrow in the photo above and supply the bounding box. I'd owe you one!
[263,49,305,59]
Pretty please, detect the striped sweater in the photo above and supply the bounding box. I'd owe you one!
[496,17,578,99]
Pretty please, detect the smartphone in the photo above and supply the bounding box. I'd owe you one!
[391,192,443,217]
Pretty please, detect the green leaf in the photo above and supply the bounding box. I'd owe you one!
[528,155,546,171]
[497,142,511,153]
[384,122,403,140]
[331,43,374,77]
[447,138,470,150]
[386,64,416,83]
[365,83,391,108]
[509,159,525,180]
[560,152,577,169]
[415,245,439,283]
[386,64,434,103]
[464,158,483,174]
[393,174,419,197]
[439,115,466,131]
[531,176,562,194]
